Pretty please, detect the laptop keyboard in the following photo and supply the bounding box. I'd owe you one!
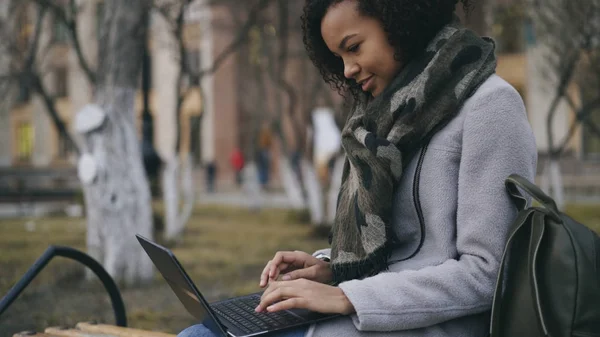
[212,294,305,334]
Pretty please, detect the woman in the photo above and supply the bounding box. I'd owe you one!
[178,0,537,336]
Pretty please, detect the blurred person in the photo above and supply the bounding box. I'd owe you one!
[205,161,217,193]
[178,0,537,337]
[256,123,274,190]
[230,147,245,187]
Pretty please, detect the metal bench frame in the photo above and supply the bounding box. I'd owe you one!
[0,246,127,327]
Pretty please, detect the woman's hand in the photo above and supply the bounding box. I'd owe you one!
[255,279,355,315]
[259,251,333,287]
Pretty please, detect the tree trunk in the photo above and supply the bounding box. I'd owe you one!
[301,159,324,225]
[179,154,195,225]
[243,161,263,210]
[277,156,306,210]
[547,157,565,210]
[162,155,180,240]
[0,0,14,167]
[151,8,190,242]
[77,0,153,285]
[326,154,345,225]
[162,154,195,241]
[0,85,11,166]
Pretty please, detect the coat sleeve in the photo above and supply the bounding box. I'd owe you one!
[337,84,538,332]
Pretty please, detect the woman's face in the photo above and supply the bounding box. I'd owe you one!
[321,0,403,97]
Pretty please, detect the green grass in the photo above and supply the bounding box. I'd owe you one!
[0,206,328,335]
[565,204,600,234]
[0,203,598,335]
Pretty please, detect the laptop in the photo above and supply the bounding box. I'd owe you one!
[136,234,338,337]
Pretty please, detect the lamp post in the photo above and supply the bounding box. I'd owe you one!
[140,20,161,184]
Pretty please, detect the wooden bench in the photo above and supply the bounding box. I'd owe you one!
[0,167,80,203]
[13,322,176,337]
[0,167,80,215]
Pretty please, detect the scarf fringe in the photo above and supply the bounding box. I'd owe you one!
[331,241,395,285]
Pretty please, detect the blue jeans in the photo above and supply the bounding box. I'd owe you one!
[177,324,307,337]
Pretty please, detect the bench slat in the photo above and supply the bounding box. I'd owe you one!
[43,327,116,337]
[76,323,176,337]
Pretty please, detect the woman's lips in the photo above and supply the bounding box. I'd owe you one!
[361,76,374,92]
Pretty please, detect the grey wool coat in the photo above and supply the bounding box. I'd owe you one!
[307,75,538,337]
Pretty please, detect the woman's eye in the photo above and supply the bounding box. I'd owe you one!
[348,44,360,53]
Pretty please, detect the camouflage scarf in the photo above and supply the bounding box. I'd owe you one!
[330,23,497,284]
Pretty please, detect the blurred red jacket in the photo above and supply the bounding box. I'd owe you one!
[230,149,244,171]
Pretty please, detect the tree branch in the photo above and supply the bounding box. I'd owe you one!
[556,95,600,154]
[174,0,187,152]
[35,0,97,83]
[31,70,80,155]
[25,3,80,155]
[194,0,274,78]
[545,50,580,157]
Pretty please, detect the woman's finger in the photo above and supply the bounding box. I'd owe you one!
[281,265,318,281]
[257,286,292,312]
[269,251,309,277]
[259,260,273,287]
[268,252,288,278]
[266,297,308,313]
[268,251,299,280]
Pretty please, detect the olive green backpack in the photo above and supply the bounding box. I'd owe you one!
[490,174,600,337]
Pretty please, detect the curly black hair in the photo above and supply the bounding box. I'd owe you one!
[301,0,473,99]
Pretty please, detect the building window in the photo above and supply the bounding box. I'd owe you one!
[57,133,75,160]
[96,2,105,41]
[54,67,68,98]
[524,19,536,47]
[492,4,526,53]
[16,7,31,52]
[53,14,70,43]
[189,115,202,165]
[583,108,600,160]
[17,77,31,103]
[185,49,201,86]
[16,122,34,163]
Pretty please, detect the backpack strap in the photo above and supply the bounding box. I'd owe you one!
[490,208,536,336]
[490,209,551,337]
[528,212,550,336]
[505,174,561,222]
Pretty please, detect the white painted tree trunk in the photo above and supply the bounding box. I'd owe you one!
[326,155,345,225]
[162,155,180,239]
[243,161,263,210]
[547,158,565,210]
[151,8,193,241]
[0,0,14,167]
[162,154,195,241]
[78,0,154,285]
[0,87,12,166]
[277,156,306,210]
[301,159,325,225]
[78,89,154,285]
[180,154,195,221]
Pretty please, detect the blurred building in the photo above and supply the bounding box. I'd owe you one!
[492,0,600,172]
[0,0,323,190]
[1,0,205,170]
[1,0,598,194]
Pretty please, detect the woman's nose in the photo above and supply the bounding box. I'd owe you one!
[344,61,360,79]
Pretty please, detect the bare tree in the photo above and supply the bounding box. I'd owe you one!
[75,0,155,284]
[530,0,600,209]
[261,0,306,210]
[151,0,273,240]
[257,0,346,227]
[0,0,159,283]
[0,1,80,158]
[0,0,16,167]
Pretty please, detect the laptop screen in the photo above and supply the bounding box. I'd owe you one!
[136,234,227,336]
